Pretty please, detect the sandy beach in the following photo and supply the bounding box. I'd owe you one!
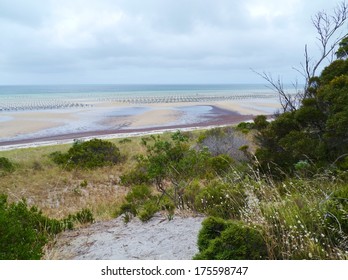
[0,96,281,149]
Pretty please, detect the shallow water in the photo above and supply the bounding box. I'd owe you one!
[0,84,292,112]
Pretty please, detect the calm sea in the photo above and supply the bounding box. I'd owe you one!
[0,84,288,97]
[0,84,285,111]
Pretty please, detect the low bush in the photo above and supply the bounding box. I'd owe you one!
[323,184,348,249]
[194,217,268,260]
[119,185,157,221]
[236,122,255,133]
[119,185,175,222]
[138,200,160,222]
[0,157,15,175]
[0,194,95,260]
[194,181,246,219]
[50,139,122,169]
[0,194,63,260]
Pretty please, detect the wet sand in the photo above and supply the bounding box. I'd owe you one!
[0,98,280,149]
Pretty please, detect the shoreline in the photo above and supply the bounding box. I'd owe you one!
[0,109,254,150]
[0,97,281,150]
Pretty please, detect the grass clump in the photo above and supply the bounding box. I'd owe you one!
[0,157,15,175]
[50,139,122,170]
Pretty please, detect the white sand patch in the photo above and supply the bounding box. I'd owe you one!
[45,213,205,260]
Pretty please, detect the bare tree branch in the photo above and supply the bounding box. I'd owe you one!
[252,69,299,112]
[304,1,348,94]
[255,1,348,112]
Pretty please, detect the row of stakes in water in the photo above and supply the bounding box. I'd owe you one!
[0,93,277,112]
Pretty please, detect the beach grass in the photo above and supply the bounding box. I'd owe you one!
[0,131,200,220]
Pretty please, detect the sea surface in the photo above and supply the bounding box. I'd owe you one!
[0,84,277,97]
[0,83,300,111]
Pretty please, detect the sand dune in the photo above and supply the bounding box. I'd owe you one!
[45,213,205,260]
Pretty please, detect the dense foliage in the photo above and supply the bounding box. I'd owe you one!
[121,131,238,208]
[0,157,15,175]
[0,194,62,259]
[119,184,175,222]
[50,139,122,169]
[194,217,268,260]
[255,57,348,177]
[0,194,94,259]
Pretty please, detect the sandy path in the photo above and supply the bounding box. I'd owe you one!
[45,213,205,260]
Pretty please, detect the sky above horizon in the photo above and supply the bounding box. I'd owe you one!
[0,0,344,85]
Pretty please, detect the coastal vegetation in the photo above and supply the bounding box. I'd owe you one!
[50,138,123,170]
[0,2,348,260]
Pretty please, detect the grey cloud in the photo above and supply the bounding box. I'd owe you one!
[0,0,344,84]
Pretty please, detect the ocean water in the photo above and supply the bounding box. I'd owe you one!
[0,84,294,112]
[0,84,274,96]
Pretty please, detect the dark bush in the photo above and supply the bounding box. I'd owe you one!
[0,157,15,174]
[0,194,63,259]
[194,218,268,260]
[50,139,122,169]
[323,184,348,246]
[0,194,95,259]
[196,217,229,252]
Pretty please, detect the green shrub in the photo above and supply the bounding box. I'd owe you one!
[120,160,150,186]
[236,122,255,133]
[119,185,177,222]
[0,194,95,259]
[50,139,122,169]
[196,217,229,252]
[194,218,268,260]
[119,185,155,219]
[183,180,202,210]
[138,200,160,222]
[0,157,15,175]
[208,154,234,176]
[194,181,246,219]
[323,184,348,247]
[0,195,63,260]
[73,208,95,224]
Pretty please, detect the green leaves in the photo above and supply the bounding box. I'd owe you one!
[194,217,268,260]
[0,195,62,259]
[255,57,348,175]
[50,139,122,169]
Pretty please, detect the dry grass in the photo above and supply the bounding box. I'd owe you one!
[0,127,236,221]
[0,136,149,221]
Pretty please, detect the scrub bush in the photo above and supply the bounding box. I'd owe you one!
[50,139,122,169]
[0,157,15,175]
[0,195,62,259]
[194,217,268,260]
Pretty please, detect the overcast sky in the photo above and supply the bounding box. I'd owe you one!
[0,0,344,85]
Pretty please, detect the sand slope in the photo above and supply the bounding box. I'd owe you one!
[46,213,205,260]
